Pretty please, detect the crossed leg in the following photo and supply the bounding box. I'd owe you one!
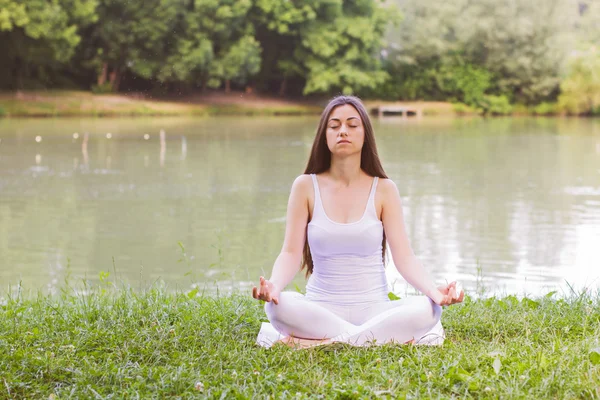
[264,292,443,347]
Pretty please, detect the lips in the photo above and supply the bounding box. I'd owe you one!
[337,140,351,144]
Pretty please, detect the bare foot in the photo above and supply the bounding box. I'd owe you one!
[275,336,333,349]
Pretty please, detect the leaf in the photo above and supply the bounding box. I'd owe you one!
[590,348,600,365]
[522,298,540,309]
[492,357,501,375]
[545,291,557,298]
[447,366,471,383]
[388,292,401,301]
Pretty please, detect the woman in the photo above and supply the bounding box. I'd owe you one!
[252,95,464,348]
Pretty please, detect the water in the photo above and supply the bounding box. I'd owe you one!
[1,116,599,297]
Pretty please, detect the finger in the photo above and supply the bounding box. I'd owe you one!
[252,286,258,299]
[272,296,279,305]
[450,287,457,300]
[443,295,451,306]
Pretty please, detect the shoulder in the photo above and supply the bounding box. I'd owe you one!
[290,174,313,196]
[377,178,399,196]
[376,178,402,206]
[292,174,313,189]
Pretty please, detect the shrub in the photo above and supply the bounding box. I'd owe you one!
[452,102,477,115]
[91,83,115,94]
[480,95,513,115]
[558,52,600,115]
[532,102,559,116]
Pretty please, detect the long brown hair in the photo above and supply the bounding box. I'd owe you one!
[302,95,389,277]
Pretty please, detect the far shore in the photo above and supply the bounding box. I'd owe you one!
[0,90,472,118]
[1,90,589,119]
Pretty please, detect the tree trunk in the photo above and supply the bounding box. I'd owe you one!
[279,77,287,97]
[225,79,231,93]
[98,63,108,86]
[109,68,121,91]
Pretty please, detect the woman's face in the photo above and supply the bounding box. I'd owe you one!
[325,104,365,157]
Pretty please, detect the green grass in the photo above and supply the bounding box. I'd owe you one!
[2,280,599,399]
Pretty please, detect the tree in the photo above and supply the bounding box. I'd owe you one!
[217,35,262,92]
[80,0,179,92]
[387,0,579,103]
[252,0,399,96]
[158,0,259,92]
[0,0,98,89]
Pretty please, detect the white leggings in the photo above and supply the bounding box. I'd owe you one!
[264,292,443,346]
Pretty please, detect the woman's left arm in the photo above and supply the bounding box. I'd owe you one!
[380,179,448,305]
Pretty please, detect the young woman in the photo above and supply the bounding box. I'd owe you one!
[252,96,464,348]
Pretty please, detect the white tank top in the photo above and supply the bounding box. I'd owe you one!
[305,174,389,305]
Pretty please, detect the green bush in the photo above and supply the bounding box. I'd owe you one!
[438,60,492,107]
[0,106,5,118]
[91,83,115,94]
[558,53,600,115]
[452,102,477,115]
[532,102,559,116]
[480,95,513,115]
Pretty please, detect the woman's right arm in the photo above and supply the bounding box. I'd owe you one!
[252,175,311,303]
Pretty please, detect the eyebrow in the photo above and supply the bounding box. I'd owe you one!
[328,117,360,122]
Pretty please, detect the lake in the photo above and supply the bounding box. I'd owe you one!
[0,116,599,297]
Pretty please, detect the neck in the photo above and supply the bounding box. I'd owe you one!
[329,154,362,186]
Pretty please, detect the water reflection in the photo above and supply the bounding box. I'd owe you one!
[0,117,598,296]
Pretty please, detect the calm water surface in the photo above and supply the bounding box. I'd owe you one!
[1,116,599,296]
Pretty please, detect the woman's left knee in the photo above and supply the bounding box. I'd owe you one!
[423,297,442,324]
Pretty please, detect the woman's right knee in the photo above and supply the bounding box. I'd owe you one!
[264,292,302,323]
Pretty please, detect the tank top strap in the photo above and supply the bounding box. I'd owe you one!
[367,176,379,218]
[310,174,324,218]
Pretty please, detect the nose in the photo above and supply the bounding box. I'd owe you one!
[339,124,348,136]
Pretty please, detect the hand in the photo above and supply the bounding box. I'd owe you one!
[252,276,280,305]
[433,281,464,306]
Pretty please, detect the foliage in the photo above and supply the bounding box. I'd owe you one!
[1,0,600,107]
[81,0,180,91]
[0,0,98,89]
[384,0,584,105]
[252,0,400,96]
[90,82,113,94]
[532,102,560,116]
[558,50,600,115]
[479,95,513,116]
[158,0,257,90]
[436,57,492,107]
[1,283,599,398]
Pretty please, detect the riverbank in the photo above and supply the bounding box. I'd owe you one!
[0,91,323,118]
[0,90,595,119]
[1,284,598,398]
[0,90,473,119]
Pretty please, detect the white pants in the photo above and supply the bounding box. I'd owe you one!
[260,292,443,347]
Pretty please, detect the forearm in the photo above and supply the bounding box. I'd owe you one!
[394,254,442,303]
[268,251,302,291]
